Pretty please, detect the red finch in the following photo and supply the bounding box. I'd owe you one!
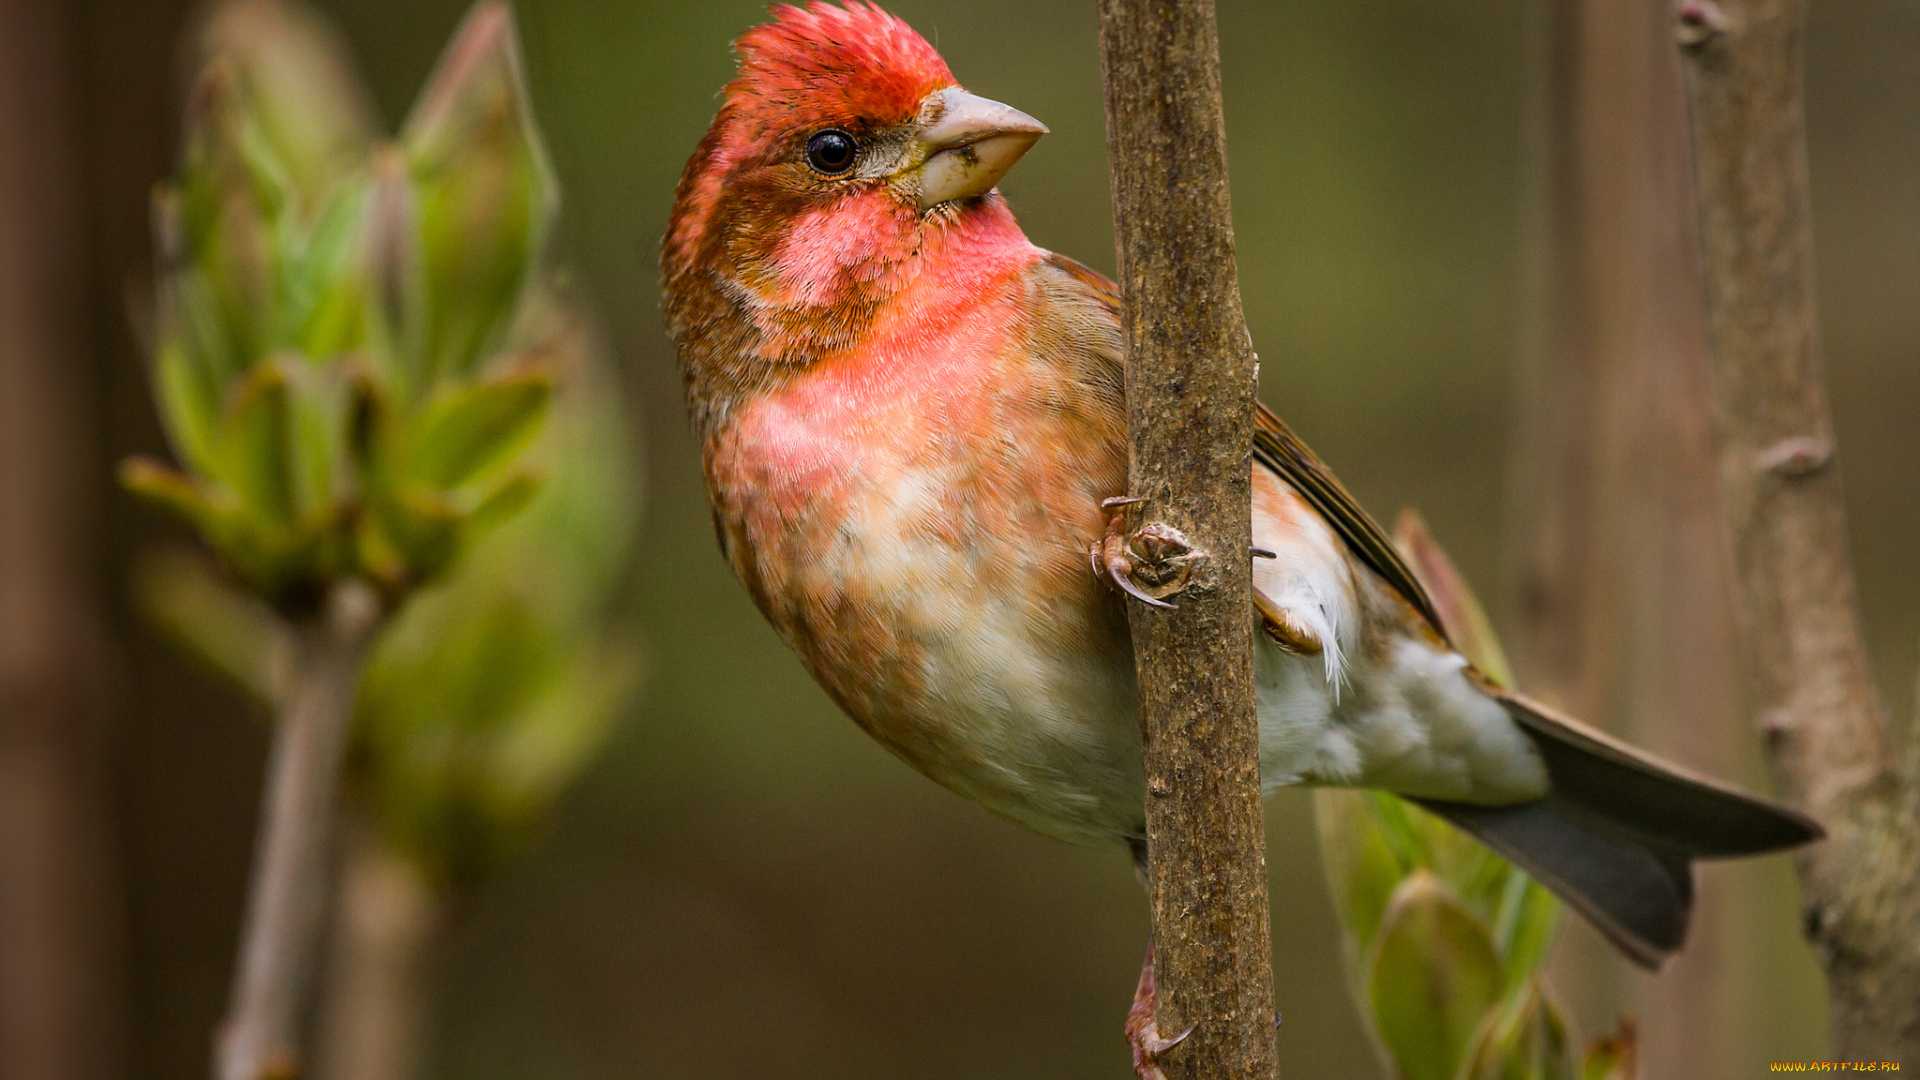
[662,4,1820,1073]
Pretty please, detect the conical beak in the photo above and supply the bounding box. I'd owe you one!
[912,87,1047,211]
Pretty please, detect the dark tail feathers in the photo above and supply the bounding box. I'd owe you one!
[1416,692,1822,970]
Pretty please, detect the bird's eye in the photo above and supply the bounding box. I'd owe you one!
[805,129,857,175]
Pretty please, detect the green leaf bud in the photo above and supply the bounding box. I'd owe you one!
[400,1,559,382]
[192,0,376,217]
[1368,871,1505,1080]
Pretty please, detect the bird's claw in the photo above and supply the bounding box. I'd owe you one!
[1100,533,1177,609]
[1128,1020,1196,1080]
[1126,942,1195,1080]
[1092,497,1200,609]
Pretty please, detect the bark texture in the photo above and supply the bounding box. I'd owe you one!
[1097,2,1278,1076]
[216,584,381,1080]
[0,2,122,1078]
[1676,0,1920,1058]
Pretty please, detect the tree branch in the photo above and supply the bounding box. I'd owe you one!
[1097,2,1278,1077]
[216,582,382,1080]
[1675,0,1920,1057]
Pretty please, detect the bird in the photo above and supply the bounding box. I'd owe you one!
[660,3,1822,1074]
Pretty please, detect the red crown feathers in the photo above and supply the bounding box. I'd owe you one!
[729,3,953,136]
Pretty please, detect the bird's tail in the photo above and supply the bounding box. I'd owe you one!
[1415,692,1823,969]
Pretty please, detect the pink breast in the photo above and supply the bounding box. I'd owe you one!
[721,301,1021,518]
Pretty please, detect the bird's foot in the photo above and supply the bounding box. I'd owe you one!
[1091,496,1200,609]
[1251,590,1326,655]
[1125,943,1194,1080]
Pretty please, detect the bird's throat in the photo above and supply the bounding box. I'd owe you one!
[728,191,1036,364]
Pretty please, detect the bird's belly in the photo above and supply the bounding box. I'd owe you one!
[741,469,1148,849]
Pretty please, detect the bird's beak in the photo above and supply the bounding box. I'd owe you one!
[911,87,1047,211]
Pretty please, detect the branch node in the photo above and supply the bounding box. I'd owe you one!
[1759,706,1793,750]
[1675,0,1729,49]
[1754,435,1833,480]
[329,578,383,639]
[1130,522,1206,599]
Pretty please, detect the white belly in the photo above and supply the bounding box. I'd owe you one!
[1253,631,1548,804]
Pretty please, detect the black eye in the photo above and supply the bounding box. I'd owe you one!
[805,129,857,174]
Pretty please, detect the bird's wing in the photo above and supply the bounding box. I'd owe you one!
[1041,251,1446,641]
[1043,251,1124,313]
[1251,403,1446,638]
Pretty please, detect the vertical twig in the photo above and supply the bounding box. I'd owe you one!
[0,2,121,1078]
[1096,2,1279,1077]
[1675,0,1920,1058]
[216,582,381,1080]
[313,814,442,1080]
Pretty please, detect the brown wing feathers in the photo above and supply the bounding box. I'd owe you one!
[1251,403,1448,636]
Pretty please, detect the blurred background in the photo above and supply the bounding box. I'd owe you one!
[2,0,1916,1077]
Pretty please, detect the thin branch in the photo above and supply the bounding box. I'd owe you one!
[216,581,382,1080]
[314,812,442,1080]
[1675,0,1920,1057]
[1096,1,1279,1077]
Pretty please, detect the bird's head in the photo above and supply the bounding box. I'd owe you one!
[664,2,1047,371]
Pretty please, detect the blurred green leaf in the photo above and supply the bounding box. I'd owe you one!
[1316,787,1409,950]
[1580,1021,1638,1080]
[121,458,230,538]
[283,181,371,358]
[1428,823,1519,921]
[1367,870,1504,1080]
[152,330,224,477]
[272,354,353,520]
[133,547,283,698]
[1464,978,1575,1080]
[162,250,253,394]
[409,369,552,489]
[352,315,638,886]
[491,641,639,803]
[176,62,286,369]
[1367,788,1435,873]
[371,488,463,586]
[219,361,296,523]
[362,149,428,401]
[1493,868,1562,997]
[462,471,542,537]
[193,0,376,216]
[401,1,559,381]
